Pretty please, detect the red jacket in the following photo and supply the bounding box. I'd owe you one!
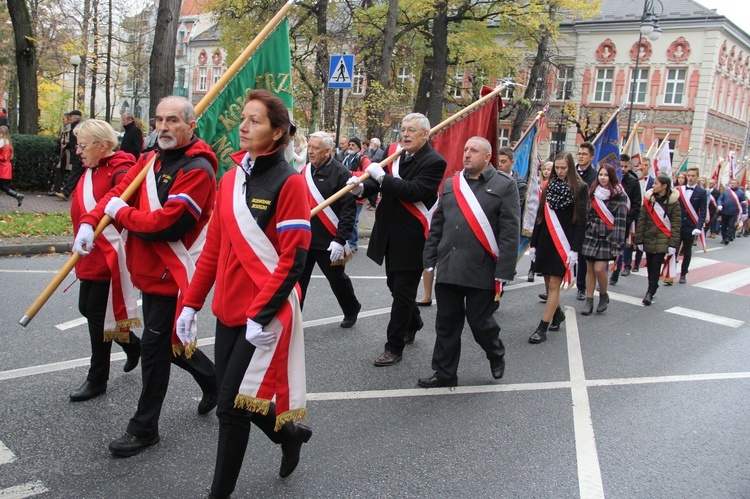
[183,148,311,327]
[72,151,133,281]
[80,137,218,296]
[0,143,12,180]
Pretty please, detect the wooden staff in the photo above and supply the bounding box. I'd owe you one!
[311,82,509,217]
[621,122,639,157]
[592,106,622,146]
[20,1,295,327]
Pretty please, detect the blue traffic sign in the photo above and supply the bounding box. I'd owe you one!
[328,54,355,89]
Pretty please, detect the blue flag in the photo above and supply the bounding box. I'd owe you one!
[512,125,537,181]
[594,116,621,177]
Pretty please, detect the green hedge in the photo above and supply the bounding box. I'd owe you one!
[8,134,58,191]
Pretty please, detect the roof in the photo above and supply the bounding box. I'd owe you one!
[586,0,719,23]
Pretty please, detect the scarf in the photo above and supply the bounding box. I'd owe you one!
[594,185,611,201]
[546,176,574,210]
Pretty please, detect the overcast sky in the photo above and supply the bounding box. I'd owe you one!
[694,0,750,36]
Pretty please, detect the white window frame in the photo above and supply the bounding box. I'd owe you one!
[452,71,464,98]
[626,68,649,104]
[663,68,687,105]
[397,66,411,87]
[593,68,614,103]
[212,66,223,87]
[555,67,574,101]
[498,128,510,148]
[533,74,545,100]
[198,67,207,92]
[352,66,365,95]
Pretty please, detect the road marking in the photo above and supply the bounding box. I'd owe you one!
[704,246,723,252]
[0,481,49,498]
[665,306,744,328]
[606,291,644,307]
[0,440,15,465]
[693,267,750,293]
[0,269,58,274]
[55,299,143,330]
[564,306,605,499]
[687,257,721,269]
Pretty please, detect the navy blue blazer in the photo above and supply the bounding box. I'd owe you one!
[678,185,707,233]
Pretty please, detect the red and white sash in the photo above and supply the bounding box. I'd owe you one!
[660,253,677,281]
[302,163,351,257]
[728,188,743,214]
[643,197,671,238]
[390,145,437,239]
[226,168,306,429]
[79,169,141,341]
[678,186,706,252]
[592,197,615,229]
[544,202,575,288]
[143,160,207,357]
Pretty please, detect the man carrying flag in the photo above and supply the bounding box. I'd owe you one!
[717,179,747,244]
[675,166,707,283]
[418,137,519,387]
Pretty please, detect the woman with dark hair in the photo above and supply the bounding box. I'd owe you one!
[176,89,312,498]
[635,173,681,305]
[528,151,588,343]
[580,165,627,315]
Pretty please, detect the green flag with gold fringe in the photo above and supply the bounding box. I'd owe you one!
[196,18,292,179]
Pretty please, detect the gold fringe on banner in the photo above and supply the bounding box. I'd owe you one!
[171,339,197,359]
[104,330,130,343]
[234,394,271,415]
[330,252,354,267]
[274,407,307,431]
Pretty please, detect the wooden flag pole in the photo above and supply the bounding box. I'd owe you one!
[311,81,510,217]
[19,2,296,327]
[592,106,623,146]
[622,122,640,156]
[644,138,659,159]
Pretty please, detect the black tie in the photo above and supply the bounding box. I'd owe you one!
[686,186,694,191]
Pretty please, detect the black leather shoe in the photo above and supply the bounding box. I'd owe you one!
[198,390,218,415]
[642,292,653,306]
[538,293,548,302]
[340,303,362,328]
[527,269,535,282]
[69,380,107,402]
[609,277,617,285]
[416,300,432,307]
[622,268,631,277]
[576,290,586,301]
[123,340,141,373]
[529,320,549,344]
[108,432,160,457]
[279,422,312,478]
[418,373,458,388]
[679,274,687,284]
[548,307,565,331]
[403,330,416,345]
[489,357,505,379]
[374,350,402,366]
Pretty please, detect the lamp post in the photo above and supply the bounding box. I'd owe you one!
[70,55,82,110]
[625,0,663,139]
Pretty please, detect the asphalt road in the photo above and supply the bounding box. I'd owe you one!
[1,236,749,498]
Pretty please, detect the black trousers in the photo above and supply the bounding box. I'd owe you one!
[577,255,587,292]
[721,214,738,241]
[126,292,216,439]
[432,283,505,380]
[384,260,423,355]
[61,163,83,197]
[298,248,360,317]
[645,252,665,295]
[78,280,140,384]
[679,230,695,276]
[210,320,294,498]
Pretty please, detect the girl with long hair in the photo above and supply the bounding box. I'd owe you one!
[0,126,24,206]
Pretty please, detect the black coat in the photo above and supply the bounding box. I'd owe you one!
[577,164,597,187]
[120,121,143,160]
[65,119,82,169]
[362,142,446,271]
[307,155,356,250]
[622,170,642,229]
[678,185,707,234]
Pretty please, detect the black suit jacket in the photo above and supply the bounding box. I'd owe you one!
[678,185,707,233]
[362,142,446,271]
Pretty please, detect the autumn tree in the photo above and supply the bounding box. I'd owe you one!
[6,0,40,133]
[149,0,180,118]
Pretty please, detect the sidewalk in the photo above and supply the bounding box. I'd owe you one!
[0,191,375,256]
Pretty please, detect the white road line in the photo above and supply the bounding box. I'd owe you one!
[606,291,644,307]
[665,306,745,328]
[693,267,750,292]
[704,246,724,252]
[55,299,143,330]
[0,481,49,498]
[0,440,15,465]
[302,307,391,328]
[564,306,605,499]
[687,256,721,269]
[0,269,58,274]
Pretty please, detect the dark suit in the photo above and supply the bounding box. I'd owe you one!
[423,168,519,380]
[362,142,446,354]
[677,184,707,276]
[708,188,720,235]
[576,164,597,292]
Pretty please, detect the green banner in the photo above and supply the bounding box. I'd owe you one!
[197,19,292,179]
[676,157,688,175]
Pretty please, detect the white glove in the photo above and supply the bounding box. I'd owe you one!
[365,162,385,182]
[567,251,578,266]
[425,267,435,273]
[346,176,364,196]
[328,241,345,262]
[718,205,723,212]
[104,197,128,219]
[73,223,95,256]
[637,244,644,252]
[175,306,197,345]
[245,318,276,351]
[667,247,676,256]
[691,228,701,236]
[528,247,536,262]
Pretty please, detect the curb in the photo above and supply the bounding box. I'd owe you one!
[0,241,72,257]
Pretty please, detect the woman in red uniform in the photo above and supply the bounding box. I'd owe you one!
[0,125,24,206]
[69,119,141,401]
[177,90,312,498]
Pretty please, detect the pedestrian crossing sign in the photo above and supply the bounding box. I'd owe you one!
[328,54,355,89]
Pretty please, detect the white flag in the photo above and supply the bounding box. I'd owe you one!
[653,142,672,178]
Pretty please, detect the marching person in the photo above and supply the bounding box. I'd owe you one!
[707,179,720,238]
[418,137,519,387]
[636,173,681,305]
[347,113,446,366]
[49,114,71,196]
[68,119,141,401]
[528,151,587,343]
[176,90,312,497]
[575,142,598,300]
[0,126,24,207]
[299,132,361,327]
[580,165,627,315]
[74,96,218,457]
[717,179,747,245]
[120,112,143,160]
[676,166,707,283]
[56,110,84,201]
[610,154,641,284]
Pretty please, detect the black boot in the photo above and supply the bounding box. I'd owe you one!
[642,292,653,306]
[528,320,549,344]
[596,292,609,313]
[548,307,565,331]
[580,297,594,316]
[8,189,24,207]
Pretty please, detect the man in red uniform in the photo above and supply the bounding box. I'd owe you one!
[74,96,218,457]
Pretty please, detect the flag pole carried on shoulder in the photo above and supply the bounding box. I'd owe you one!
[311,80,513,217]
[19,1,296,327]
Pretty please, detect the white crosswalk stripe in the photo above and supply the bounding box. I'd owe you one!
[0,441,48,498]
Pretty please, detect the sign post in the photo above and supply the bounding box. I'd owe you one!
[328,54,354,153]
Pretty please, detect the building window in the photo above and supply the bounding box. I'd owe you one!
[627,68,649,104]
[533,74,545,100]
[555,67,574,101]
[397,66,411,87]
[498,128,509,148]
[177,68,186,88]
[353,66,365,95]
[663,68,686,105]
[593,68,614,103]
[213,67,223,87]
[502,80,515,100]
[658,137,676,162]
[452,71,464,98]
[198,67,207,92]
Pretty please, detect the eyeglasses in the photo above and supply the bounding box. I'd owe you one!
[76,143,92,151]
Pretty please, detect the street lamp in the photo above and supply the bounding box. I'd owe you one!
[625,0,663,139]
[70,55,82,110]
